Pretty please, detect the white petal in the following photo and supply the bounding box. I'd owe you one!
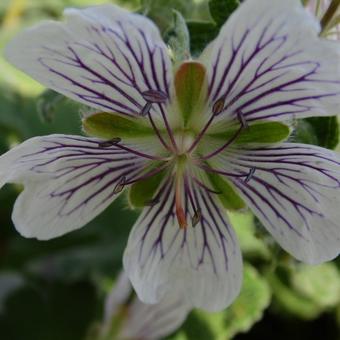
[0,135,148,240]
[5,4,172,116]
[120,291,190,340]
[201,0,340,123]
[217,143,340,264]
[103,271,132,326]
[123,179,243,312]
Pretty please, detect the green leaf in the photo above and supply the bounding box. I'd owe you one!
[0,280,97,340]
[82,112,154,139]
[209,0,239,28]
[229,212,271,261]
[291,263,340,309]
[37,89,66,123]
[293,117,339,149]
[187,21,218,56]
[267,269,324,320]
[305,116,339,149]
[128,169,166,208]
[180,265,271,340]
[209,121,291,145]
[164,10,190,63]
[174,61,208,125]
[140,0,195,32]
[206,172,246,211]
[223,264,271,339]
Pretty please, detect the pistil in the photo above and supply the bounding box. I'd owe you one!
[175,174,188,229]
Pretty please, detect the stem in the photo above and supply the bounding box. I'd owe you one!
[147,111,172,152]
[110,143,165,161]
[124,161,168,185]
[321,0,340,34]
[187,114,215,153]
[158,104,178,152]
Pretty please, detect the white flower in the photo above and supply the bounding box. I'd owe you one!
[1,0,340,312]
[99,272,190,340]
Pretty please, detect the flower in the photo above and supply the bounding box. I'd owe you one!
[93,272,190,340]
[1,0,340,312]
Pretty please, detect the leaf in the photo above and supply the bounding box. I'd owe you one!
[0,280,97,340]
[164,10,190,63]
[37,89,66,123]
[209,0,239,28]
[291,263,340,309]
[179,265,271,340]
[305,116,339,149]
[293,117,339,149]
[209,121,291,144]
[82,112,154,139]
[206,172,246,211]
[187,21,218,56]
[229,212,271,261]
[223,264,271,339]
[267,268,324,320]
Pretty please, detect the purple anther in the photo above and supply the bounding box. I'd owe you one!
[140,102,153,116]
[142,89,168,103]
[98,137,122,148]
[245,168,256,183]
[145,197,160,206]
[212,98,225,116]
[113,176,126,194]
[237,111,248,129]
[192,209,202,227]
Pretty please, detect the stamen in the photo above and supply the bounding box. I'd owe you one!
[245,167,256,183]
[145,197,160,206]
[212,97,226,116]
[140,102,152,116]
[98,137,121,148]
[175,176,188,229]
[199,109,248,160]
[123,162,169,185]
[192,176,222,194]
[142,90,168,103]
[237,110,248,128]
[188,98,227,153]
[113,176,126,194]
[192,209,202,227]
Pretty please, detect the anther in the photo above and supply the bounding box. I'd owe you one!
[237,111,248,129]
[192,209,202,227]
[98,137,121,148]
[113,176,126,194]
[212,98,225,116]
[142,90,168,103]
[145,197,160,206]
[245,168,256,183]
[140,89,168,116]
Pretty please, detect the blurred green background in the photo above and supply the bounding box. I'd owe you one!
[0,0,340,339]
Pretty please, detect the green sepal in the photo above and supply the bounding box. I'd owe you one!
[128,169,166,208]
[174,61,208,126]
[206,171,246,211]
[82,112,154,139]
[209,121,291,144]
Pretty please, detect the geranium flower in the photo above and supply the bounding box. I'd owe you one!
[1,0,340,311]
[94,271,190,340]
